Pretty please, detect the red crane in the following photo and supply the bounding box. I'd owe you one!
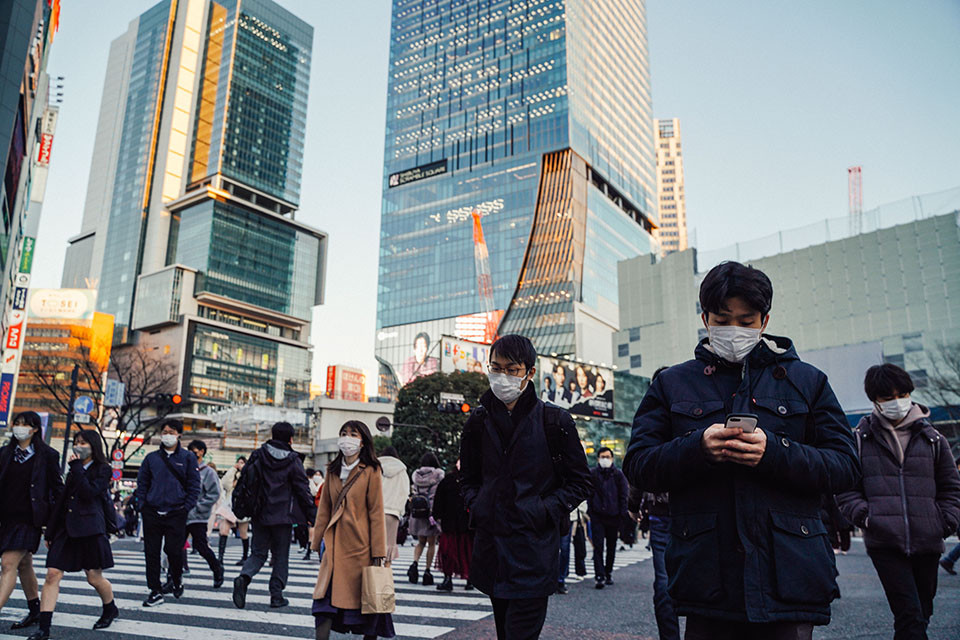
[471,210,499,344]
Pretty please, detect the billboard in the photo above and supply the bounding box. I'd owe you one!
[538,356,614,419]
[29,289,97,320]
[326,365,366,402]
[440,336,489,375]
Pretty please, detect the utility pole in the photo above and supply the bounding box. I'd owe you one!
[60,364,79,471]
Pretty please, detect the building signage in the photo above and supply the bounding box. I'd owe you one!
[538,356,615,420]
[0,373,14,428]
[12,287,28,311]
[388,159,447,188]
[2,350,18,374]
[440,336,489,374]
[5,311,25,350]
[29,289,96,320]
[36,111,57,166]
[18,237,34,273]
[326,365,366,402]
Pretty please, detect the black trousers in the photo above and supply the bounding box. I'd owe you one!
[868,548,939,640]
[591,517,619,579]
[685,617,813,640]
[186,522,220,574]
[142,509,187,592]
[241,521,291,596]
[491,597,548,640]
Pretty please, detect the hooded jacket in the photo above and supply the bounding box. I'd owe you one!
[187,462,221,525]
[411,466,444,512]
[837,408,960,555]
[379,456,410,519]
[623,335,860,625]
[248,439,317,527]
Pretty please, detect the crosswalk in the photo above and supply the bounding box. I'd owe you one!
[0,538,651,639]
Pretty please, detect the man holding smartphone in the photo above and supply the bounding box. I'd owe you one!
[623,261,860,640]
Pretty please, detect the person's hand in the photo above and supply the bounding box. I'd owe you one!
[429,516,438,528]
[701,424,746,463]
[628,510,639,523]
[721,429,768,467]
[372,556,386,567]
[68,452,78,463]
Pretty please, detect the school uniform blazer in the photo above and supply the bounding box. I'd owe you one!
[47,460,111,539]
[0,438,64,528]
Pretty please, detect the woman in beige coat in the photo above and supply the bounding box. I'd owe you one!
[311,421,394,640]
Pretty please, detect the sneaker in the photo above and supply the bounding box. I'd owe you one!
[422,570,434,586]
[594,578,605,590]
[556,583,569,595]
[941,559,957,575]
[269,595,289,609]
[407,562,419,584]
[232,575,249,609]
[143,591,165,607]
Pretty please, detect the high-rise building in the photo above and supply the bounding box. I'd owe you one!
[654,118,687,255]
[61,0,324,419]
[376,0,658,384]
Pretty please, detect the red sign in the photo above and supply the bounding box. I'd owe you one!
[0,376,12,416]
[326,365,336,398]
[36,133,53,166]
[340,369,366,402]
[5,323,23,350]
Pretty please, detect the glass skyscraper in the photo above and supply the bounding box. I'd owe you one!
[377,0,657,383]
[62,0,323,417]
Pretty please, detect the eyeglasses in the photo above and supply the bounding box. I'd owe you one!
[488,363,525,377]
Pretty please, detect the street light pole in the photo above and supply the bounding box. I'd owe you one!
[60,363,80,472]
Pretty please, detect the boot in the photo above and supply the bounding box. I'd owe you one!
[436,575,453,592]
[26,612,52,640]
[303,548,312,561]
[422,570,434,586]
[93,601,119,630]
[407,562,419,584]
[235,537,249,566]
[217,535,228,564]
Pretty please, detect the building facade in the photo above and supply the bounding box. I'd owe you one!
[655,118,687,255]
[614,208,960,415]
[61,0,324,421]
[376,0,658,384]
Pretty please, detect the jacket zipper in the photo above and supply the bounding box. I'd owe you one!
[898,467,910,554]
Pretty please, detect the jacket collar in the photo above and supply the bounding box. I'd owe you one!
[859,410,938,459]
[480,383,539,453]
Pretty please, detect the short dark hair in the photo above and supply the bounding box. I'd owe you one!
[160,418,183,433]
[864,364,915,402]
[272,421,294,442]
[420,451,440,468]
[188,439,206,454]
[305,467,315,476]
[490,334,537,370]
[380,445,400,458]
[699,261,774,318]
[414,332,430,348]
[12,411,41,430]
[236,455,246,463]
[597,446,613,457]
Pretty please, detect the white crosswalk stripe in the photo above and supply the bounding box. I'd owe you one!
[0,538,651,639]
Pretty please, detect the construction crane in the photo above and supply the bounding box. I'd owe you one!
[471,210,499,344]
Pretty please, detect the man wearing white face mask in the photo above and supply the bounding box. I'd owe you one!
[838,364,960,640]
[460,334,592,640]
[624,261,860,640]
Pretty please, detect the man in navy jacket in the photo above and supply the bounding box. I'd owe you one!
[623,262,859,640]
[134,419,200,607]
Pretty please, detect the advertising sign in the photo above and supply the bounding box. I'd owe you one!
[0,373,14,428]
[12,287,28,310]
[29,289,97,320]
[538,356,614,420]
[388,159,447,188]
[440,336,489,374]
[5,311,25,350]
[326,365,366,402]
[2,349,18,373]
[18,237,34,273]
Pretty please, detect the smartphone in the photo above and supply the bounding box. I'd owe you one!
[724,413,758,433]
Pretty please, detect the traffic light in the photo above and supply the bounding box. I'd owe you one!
[155,393,184,413]
[437,401,472,414]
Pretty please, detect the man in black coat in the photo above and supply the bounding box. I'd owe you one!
[587,446,628,589]
[623,262,860,640]
[232,421,316,610]
[460,334,592,640]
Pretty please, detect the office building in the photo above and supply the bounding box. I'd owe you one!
[614,189,960,417]
[61,0,324,419]
[655,118,687,255]
[376,0,659,384]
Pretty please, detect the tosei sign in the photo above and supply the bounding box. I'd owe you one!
[388,159,447,188]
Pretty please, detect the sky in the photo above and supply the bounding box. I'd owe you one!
[33,0,960,394]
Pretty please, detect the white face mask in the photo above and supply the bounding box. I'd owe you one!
[160,434,179,448]
[876,397,912,422]
[488,371,527,404]
[12,426,33,442]
[707,325,762,363]
[598,457,613,469]
[338,436,362,457]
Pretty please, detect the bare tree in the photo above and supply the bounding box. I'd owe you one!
[27,342,179,459]
[924,341,960,421]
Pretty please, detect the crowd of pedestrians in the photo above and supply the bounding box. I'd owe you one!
[1,262,960,640]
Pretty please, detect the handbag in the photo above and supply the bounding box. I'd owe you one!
[361,562,396,615]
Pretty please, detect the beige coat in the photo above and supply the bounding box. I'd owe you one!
[312,463,387,608]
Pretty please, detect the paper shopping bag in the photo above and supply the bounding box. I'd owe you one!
[361,564,396,615]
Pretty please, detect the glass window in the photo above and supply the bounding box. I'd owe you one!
[628,327,640,342]
[629,354,642,369]
[618,343,629,357]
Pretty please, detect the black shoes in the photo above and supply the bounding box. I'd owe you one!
[235,557,247,566]
[465,581,474,591]
[422,570,434,586]
[11,610,40,629]
[233,575,250,609]
[213,564,225,589]
[605,575,614,586]
[556,583,569,595]
[437,576,454,592]
[941,559,957,575]
[407,562,419,584]
[594,577,605,590]
[93,604,119,630]
[143,591,165,607]
[161,580,184,599]
[25,631,49,640]
[269,595,289,608]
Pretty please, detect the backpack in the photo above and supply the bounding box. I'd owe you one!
[473,403,568,478]
[232,454,265,520]
[409,493,431,519]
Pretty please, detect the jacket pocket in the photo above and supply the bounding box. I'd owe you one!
[769,510,837,604]
[666,512,724,604]
[753,397,809,441]
[670,401,725,436]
